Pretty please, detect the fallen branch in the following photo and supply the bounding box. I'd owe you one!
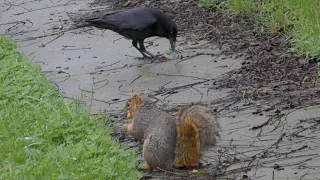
[250,117,273,130]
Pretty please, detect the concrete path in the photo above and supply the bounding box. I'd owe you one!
[1,0,320,179]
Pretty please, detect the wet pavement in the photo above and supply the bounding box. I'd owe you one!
[1,0,320,179]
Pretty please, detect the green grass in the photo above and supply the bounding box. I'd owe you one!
[0,36,142,180]
[200,0,320,63]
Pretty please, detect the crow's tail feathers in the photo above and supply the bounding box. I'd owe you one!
[69,17,98,30]
[71,18,116,31]
[71,20,94,29]
[72,9,122,30]
[84,18,117,30]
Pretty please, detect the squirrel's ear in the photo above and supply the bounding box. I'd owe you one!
[133,95,139,103]
[135,95,142,102]
[139,92,145,97]
[131,95,137,102]
[133,94,142,109]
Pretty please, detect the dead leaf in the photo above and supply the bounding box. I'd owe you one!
[221,163,230,168]
[189,169,198,174]
[162,53,168,62]
[124,0,139,7]
[124,1,132,7]
[39,43,45,48]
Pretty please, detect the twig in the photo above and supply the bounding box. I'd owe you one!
[250,117,273,130]
[130,75,142,85]
[113,37,124,43]
[156,73,209,81]
[0,21,26,26]
[61,47,91,51]
[44,33,64,46]
[299,171,310,180]
[292,121,320,136]
[272,171,274,180]
[118,84,139,93]
[93,79,109,91]
[64,0,73,5]
[78,85,94,94]
[151,79,210,96]
[2,0,12,12]
[49,71,71,83]
[95,60,121,70]
[175,52,216,65]
[160,81,172,89]
[271,133,286,149]
[250,133,286,160]
[92,98,110,105]
[215,98,239,113]
[15,33,60,42]
[13,3,77,15]
[280,145,308,156]
[94,79,109,85]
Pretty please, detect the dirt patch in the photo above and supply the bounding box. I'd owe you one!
[210,12,320,112]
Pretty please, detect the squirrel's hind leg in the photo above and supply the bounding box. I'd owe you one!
[142,134,175,171]
[137,164,152,171]
[123,123,133,132]
[173,162,199,169]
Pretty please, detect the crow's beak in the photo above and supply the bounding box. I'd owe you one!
[169,36,176,52]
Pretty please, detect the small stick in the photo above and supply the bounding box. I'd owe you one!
[130,75,142,85]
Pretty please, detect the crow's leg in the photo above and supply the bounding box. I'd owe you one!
[132,40,148,58]
[138,41,160,61]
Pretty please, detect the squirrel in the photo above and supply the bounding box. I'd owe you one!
[123,92,177,170]
[123,93,220,171]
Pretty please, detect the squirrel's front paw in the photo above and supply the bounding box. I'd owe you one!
[123,123,133,132]
[137,164,152,171]
[173,163,185,169]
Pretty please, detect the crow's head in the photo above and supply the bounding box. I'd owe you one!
[154,10,177,52]
[167,23,177,52]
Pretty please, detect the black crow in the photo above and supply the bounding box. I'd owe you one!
[75,7,177,60]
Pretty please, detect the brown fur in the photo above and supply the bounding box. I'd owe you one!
[124,92,144,119]
[174,120,200,168]
[174,104,220,168]
[123,93,144,132]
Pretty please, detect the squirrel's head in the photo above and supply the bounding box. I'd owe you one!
[125,92,145,119]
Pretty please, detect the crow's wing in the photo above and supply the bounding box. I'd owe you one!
[87,8,158,31]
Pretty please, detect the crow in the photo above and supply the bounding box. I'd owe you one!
[74,7,177,60]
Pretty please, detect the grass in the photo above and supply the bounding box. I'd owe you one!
[0,36,143,180]
[200,0,320,73]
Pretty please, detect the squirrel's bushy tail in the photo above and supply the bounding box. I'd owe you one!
[194,106,220,149]
[174,104,220,168]
[174,118,201,168]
